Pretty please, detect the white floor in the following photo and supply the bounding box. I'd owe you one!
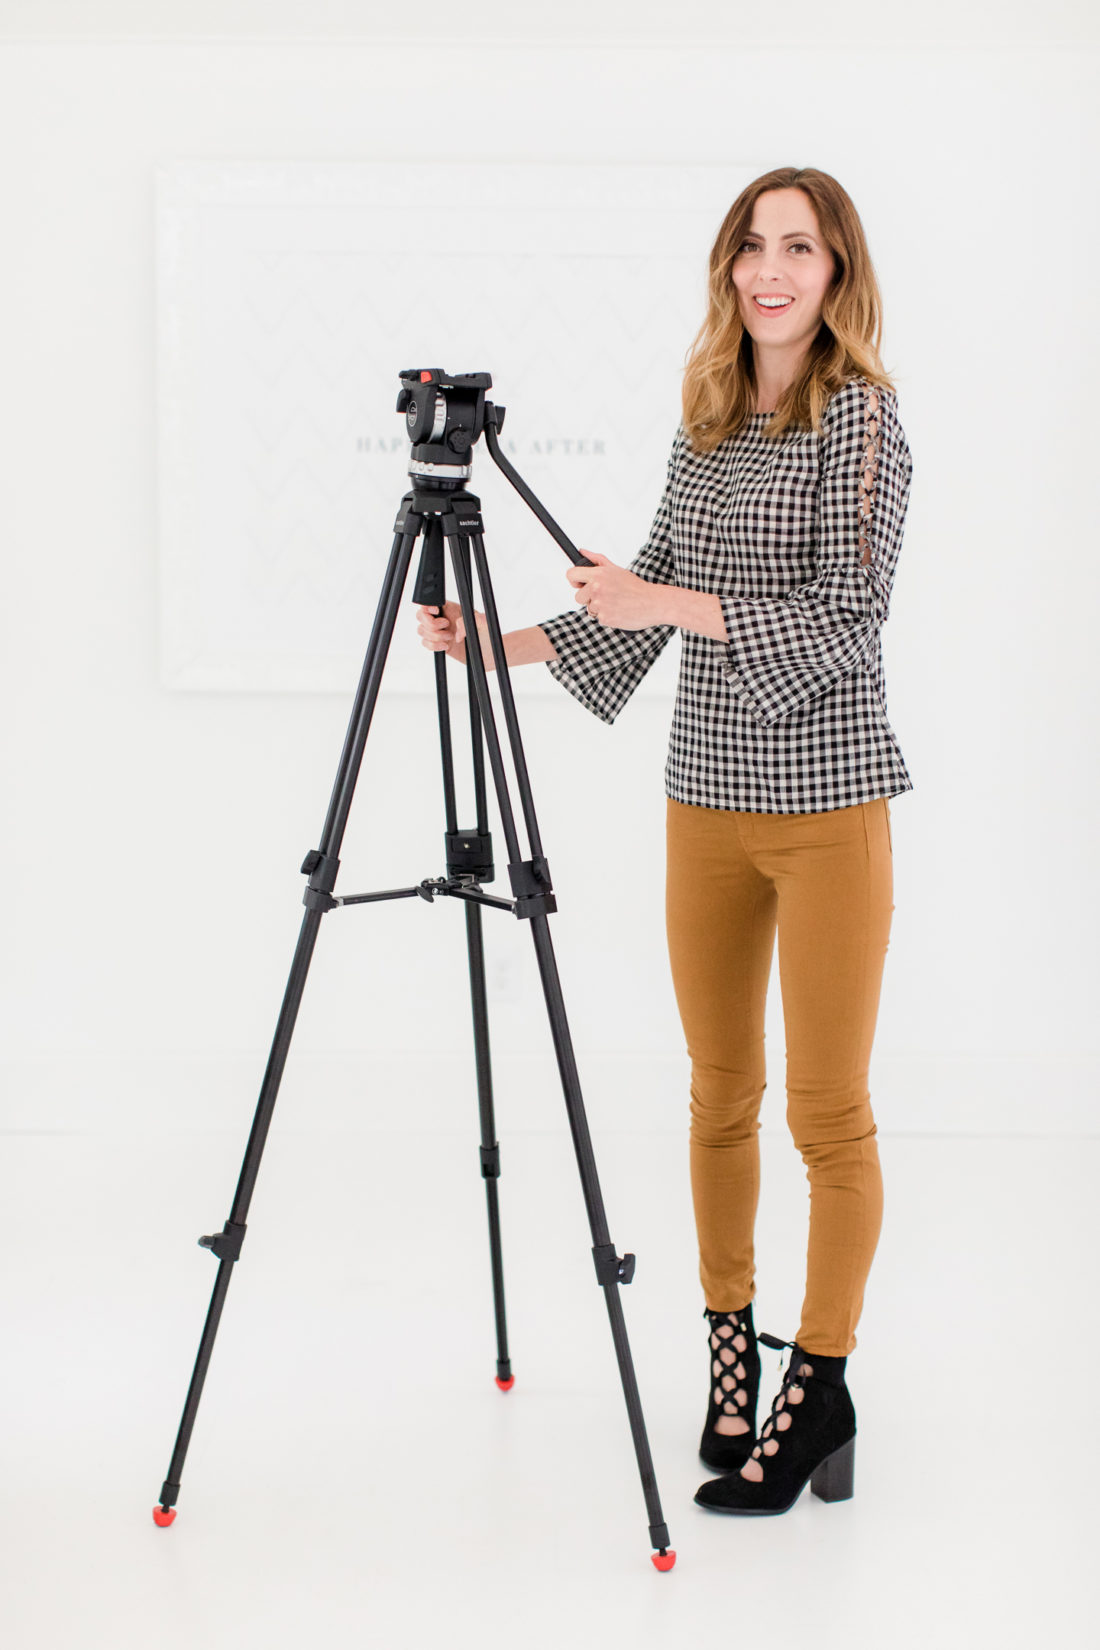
[1,1123,1094,1650]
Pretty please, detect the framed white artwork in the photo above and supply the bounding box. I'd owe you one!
[156,161,745,695]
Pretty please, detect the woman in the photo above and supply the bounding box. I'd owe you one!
[416,166,913,1519]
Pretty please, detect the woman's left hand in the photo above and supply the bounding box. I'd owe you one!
[566,551,666,630]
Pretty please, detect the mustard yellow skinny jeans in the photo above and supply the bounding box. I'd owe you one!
[665,795,894,1358]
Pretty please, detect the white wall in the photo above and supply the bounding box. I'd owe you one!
[1,2,1097,1135]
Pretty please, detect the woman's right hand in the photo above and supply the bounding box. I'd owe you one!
[415,601,489,667]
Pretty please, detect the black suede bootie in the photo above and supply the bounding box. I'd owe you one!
[698,1301,761,1473]
[695,1335,855,1516]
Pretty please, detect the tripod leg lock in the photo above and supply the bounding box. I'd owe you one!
[198,1220,247,1264]
[301,847,341,912]
[508,856,558,920]
[480,1144,501,1178]
[592,1243,636,1287]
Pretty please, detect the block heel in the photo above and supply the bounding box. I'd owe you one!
[810,1435,855,1503]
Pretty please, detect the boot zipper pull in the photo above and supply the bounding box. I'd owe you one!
[757,1330,796,1378]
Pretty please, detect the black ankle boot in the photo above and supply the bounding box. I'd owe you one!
[699,1301,761,1473]
[695,1335,856,1516]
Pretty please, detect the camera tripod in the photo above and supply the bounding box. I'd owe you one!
[152,370,676,1571]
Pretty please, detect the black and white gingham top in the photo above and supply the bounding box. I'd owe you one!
[537,375,914,814]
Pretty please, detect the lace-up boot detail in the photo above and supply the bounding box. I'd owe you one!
[698,1300,761,1472]
[695,1334,856,1515]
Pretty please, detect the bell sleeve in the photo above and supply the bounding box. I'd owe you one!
[719,379,911,727]
[537,425,682,724]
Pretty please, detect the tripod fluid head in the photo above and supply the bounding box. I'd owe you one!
[396,368,501,490]
[396,368,588,574]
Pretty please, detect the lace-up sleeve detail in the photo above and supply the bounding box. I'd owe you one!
[718,378,912,727]
[858,387,880,568]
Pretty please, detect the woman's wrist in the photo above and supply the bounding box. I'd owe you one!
[658,584,729,642]
[518,624,558,665]
[480,624,558,671]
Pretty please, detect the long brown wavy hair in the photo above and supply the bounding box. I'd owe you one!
[681,167,897,452]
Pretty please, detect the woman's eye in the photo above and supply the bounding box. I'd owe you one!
[738,240,811,253]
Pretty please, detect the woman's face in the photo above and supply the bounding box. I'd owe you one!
[731,188,837,354]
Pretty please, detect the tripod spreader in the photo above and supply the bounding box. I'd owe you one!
[300,832,556,922]
[300,876,525,916]
[413,879,516,913]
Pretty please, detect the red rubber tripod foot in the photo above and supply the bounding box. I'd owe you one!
[495,1375,515,1391]
[152,1506,176,1527]
[651,1549,676,1572]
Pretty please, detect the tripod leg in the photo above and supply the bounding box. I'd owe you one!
[530,913,674,1567]
[456,546,513,1390]
[464,898,513,1390]
[442,520,675,1570]
[428,551,513,1390]
[153,525,420,1527]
